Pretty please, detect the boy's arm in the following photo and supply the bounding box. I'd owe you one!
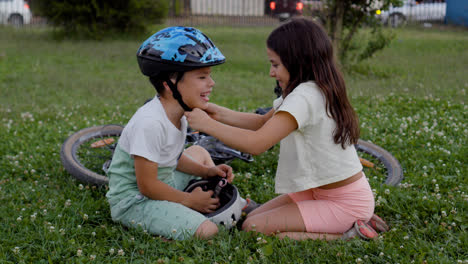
[134,155,219,213]
[176,153,234,183]
[206,103,274,131]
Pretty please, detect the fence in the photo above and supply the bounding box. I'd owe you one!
[0,0,448,28]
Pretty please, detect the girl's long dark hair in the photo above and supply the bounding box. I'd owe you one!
[267,18,359,148]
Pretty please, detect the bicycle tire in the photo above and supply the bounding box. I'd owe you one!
[355,139,404,186]
[60,126,403,187]
[60,125,123,186]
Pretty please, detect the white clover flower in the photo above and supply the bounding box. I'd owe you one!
[30,213,37,221]
[65,199,71,207]
[384,189,390,195]
[92,232,96,236]
[109,248,115,255]
[404,235,409,240]
[77,225,82,229]
[441,211,447,217]
[60,228,65,235]
[379,252,384,257]
[118,249,124,256]
[77,249,83,256]
[16,216,22,222]
[89,255,96,261]
[356,258,363,263]
[83,214,88,220]
[49,226,55,232]
[12,247,20,254]
[78,184,84,190]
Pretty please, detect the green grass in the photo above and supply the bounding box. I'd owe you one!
[0,24,467,263]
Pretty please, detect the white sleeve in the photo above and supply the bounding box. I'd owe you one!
[277,92,319,130]
[126,119,164,164]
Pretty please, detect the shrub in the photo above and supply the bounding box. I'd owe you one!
[32,0,168,39]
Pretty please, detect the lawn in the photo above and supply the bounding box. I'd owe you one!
[0,24,466,263]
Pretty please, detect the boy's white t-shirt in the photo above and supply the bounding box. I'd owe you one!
[118,97,187,167]
[273,81,363,194]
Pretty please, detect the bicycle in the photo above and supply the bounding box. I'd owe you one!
[60,117,403,187]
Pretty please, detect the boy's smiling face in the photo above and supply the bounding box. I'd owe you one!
[177,67,215,110]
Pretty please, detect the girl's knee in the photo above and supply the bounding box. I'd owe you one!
[241,217,257,232]
[194,220,218,239]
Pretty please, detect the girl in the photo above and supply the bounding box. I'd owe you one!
[185,18,387,240]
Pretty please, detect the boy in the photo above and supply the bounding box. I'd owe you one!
[106,26,234,240]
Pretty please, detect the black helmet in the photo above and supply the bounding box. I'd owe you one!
[137,27,225,111]
[183,177,246,229]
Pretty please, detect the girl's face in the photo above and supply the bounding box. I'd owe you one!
[267,48,290,90]
[177,67,215,110]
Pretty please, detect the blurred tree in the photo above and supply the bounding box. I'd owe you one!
[32,0,168,39]
[314,0,402,64]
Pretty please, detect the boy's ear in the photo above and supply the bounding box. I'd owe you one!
[161,81,172,96]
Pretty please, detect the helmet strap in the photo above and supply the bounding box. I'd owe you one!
[165,74,192,112]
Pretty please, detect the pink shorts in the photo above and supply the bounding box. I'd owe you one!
[288,175,375,233]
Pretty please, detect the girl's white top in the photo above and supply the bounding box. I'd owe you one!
[273,81,362,193]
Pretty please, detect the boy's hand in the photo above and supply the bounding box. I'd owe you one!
[186,187,220,213]
[207,164,234,183]
[185,108,211,133]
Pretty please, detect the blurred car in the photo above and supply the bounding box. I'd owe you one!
[267,0,304,21]
[0,0,32,26]
[376,0,446,27]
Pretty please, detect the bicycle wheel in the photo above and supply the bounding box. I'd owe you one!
[60,125,123,186]
[355,139,403,186]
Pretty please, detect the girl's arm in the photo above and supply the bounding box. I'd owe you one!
[185,109,297,155]
[176,153,234,183]
[205,103,274,131]
[134,156,219,213]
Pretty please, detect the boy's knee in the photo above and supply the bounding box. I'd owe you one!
[194,220,218,239]
[185,145,213,165]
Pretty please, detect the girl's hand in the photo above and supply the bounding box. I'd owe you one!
[185,108,212,133]
[207,164,234,183]
[205,103,221,121]
[186,187,220,213]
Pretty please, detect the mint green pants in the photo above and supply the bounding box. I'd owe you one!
[106,145,207,240]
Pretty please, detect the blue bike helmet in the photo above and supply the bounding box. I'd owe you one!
[137,27,225,111]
